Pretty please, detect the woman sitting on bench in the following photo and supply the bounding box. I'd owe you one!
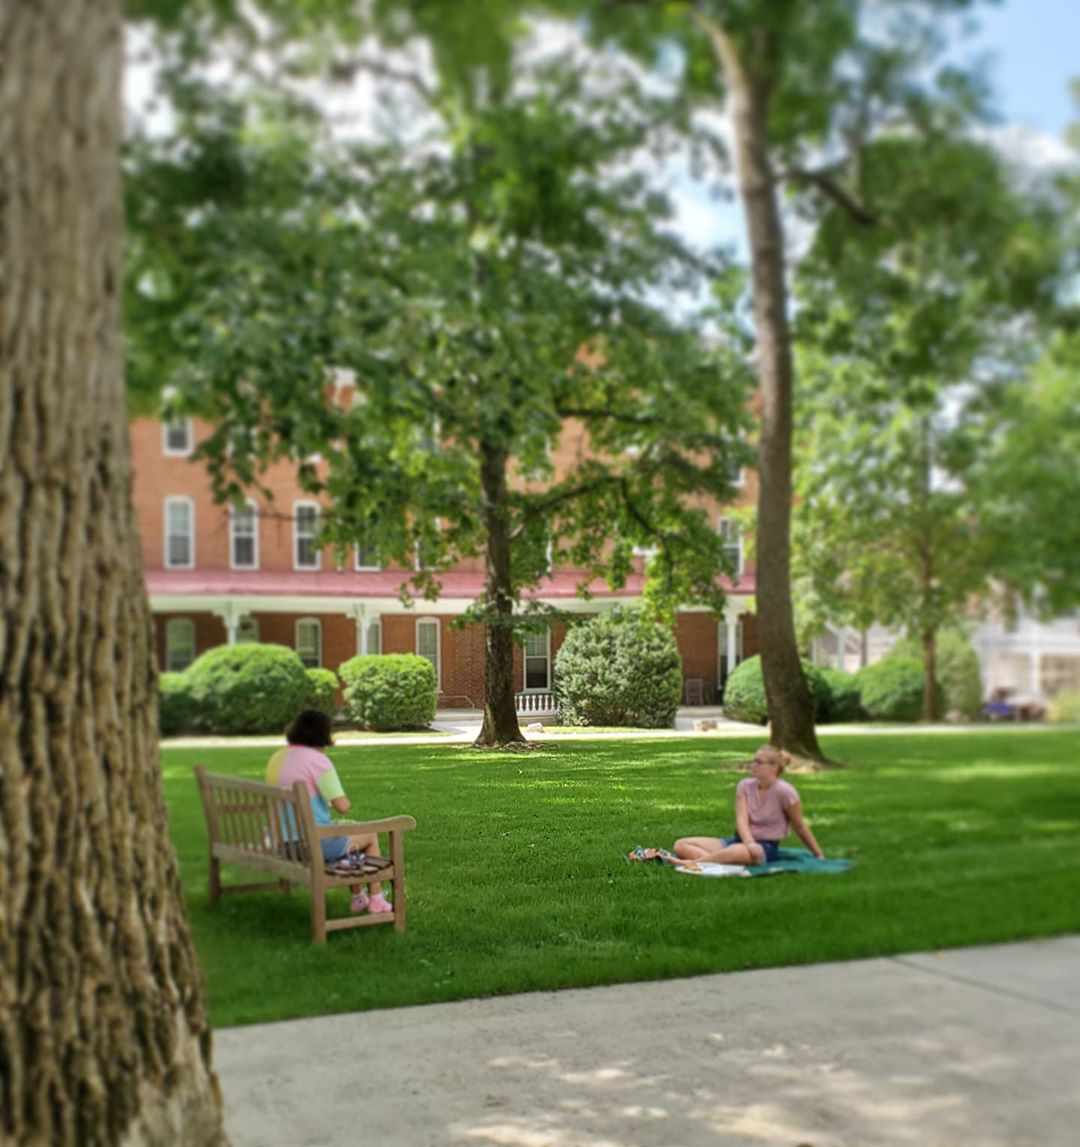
[672,745,825,866]
[266,709,391,915]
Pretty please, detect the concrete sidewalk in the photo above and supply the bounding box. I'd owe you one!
[214,935,1080,1147]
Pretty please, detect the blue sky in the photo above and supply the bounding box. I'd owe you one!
[968,0,1079,136]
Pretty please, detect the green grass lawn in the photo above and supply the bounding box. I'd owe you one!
[164,730,1080,1028]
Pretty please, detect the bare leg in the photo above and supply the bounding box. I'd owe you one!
[346,832,384,896]
[674,836,760,865]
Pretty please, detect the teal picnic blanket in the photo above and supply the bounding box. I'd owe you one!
[626,845,853,877]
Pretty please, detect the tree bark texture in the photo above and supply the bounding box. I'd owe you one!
[0,4,229,1144]
[921,627,939,723]
[475,443,526,747]
[719,45,824,761]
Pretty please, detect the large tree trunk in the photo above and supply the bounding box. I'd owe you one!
[712,31,824,761]
[0,4,229,1144]
[475,442,526,747]
[921,627,940,723]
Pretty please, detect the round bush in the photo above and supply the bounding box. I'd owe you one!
[886,631,983,720]
[305,668,339,718]
[339,654,437,731]
[857,657,933,722]
[1047,689,1080,724]
[818,668,864,724]
[722,655,830,725]
[554,609,683,728]
[184,644,313,735]
[158,672,192,737]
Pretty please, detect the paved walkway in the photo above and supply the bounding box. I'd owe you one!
[167,708,1056,750]
[214,936,1080,1147]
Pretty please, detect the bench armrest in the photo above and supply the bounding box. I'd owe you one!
[314,815,416,839]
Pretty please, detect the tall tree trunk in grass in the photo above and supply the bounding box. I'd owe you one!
[701,14,825,761]
[0,3,229,1143]
[476,440,526,747]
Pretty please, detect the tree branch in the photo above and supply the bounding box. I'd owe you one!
[777,167,877,226]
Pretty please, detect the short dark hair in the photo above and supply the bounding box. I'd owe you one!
[285,709,334,748]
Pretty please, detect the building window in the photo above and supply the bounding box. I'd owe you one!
[230,500,259,569]
[355,536,380,570]
[416,618,440,689]
[163,418,193,456]
[718,518,743,576]
[357,618,382,656]
[236,616,259,644]
[524,629,551,691]
[296,618,322,668]
[164,497,195,569]
[294,502,321,570]
[415,520,440,571]
[165,618,196,671]
[717,619,744,696]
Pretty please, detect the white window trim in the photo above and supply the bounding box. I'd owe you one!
[730,466,746,488]
[294,501,321,571]
[296,617,322,668]
[236,615,260,644]
[718,517,743,578]
[523,628,552,693]
[164,496,195,570]
[163,418,194,457]
[229,499,260,571]
[354,542,381,571]
[164,617,196,672]
[416,617,441,690]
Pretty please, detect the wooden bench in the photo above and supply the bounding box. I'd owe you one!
[194,765,416,945]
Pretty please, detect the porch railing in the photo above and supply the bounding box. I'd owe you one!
[515,691,557,716]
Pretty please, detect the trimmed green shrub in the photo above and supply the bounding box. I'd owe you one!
[185,644,313,735]
[857,657,940,722]
[818,667,864,723]
[721,655,830,725]
[159,672,193,737]
[887,631,983,720]
[1047,689,1080,724]
[338,654,437,731]
[554,609,683,728]
[305,668,339,718]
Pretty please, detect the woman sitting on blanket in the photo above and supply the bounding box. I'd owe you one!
[673,745,824,867]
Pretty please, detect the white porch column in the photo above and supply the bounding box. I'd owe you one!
[1030,651,1043,696]
[350,604,368,655]
[213,602,240,645]
[836,627,849,671]
[724,604,740,669]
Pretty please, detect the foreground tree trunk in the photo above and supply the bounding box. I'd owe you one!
[0,4,229,1143]
[705,20,825,761]
[475,442,526,747]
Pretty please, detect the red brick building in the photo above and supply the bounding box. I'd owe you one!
[132,415,757,708]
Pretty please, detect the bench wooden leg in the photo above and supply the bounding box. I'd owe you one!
[391,831,406,934]
[208,855,221,906]
[310,874,327,945]
[279,879,293,897]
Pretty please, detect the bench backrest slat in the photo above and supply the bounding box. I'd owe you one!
[196,768,314,861]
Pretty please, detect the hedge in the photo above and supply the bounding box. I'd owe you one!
[818,667,864,723]
[857,657,935,722]
[1047,689,1080,724]
[722,655,830,725]
[305,668,339,718]
[554,609,683,728]
[338,654,437,731]
[159,672,193,737]
[184,644,313,735]
[886,631,983,720]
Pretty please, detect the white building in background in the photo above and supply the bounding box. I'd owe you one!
[812,610,1080,703]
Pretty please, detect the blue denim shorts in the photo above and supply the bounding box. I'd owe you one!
[321,835,350,863]
[723,836,780,863]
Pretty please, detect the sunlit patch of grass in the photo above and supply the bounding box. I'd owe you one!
[162,730,1080,1027]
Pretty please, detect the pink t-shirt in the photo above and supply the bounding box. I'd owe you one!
[736,777,800,841]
